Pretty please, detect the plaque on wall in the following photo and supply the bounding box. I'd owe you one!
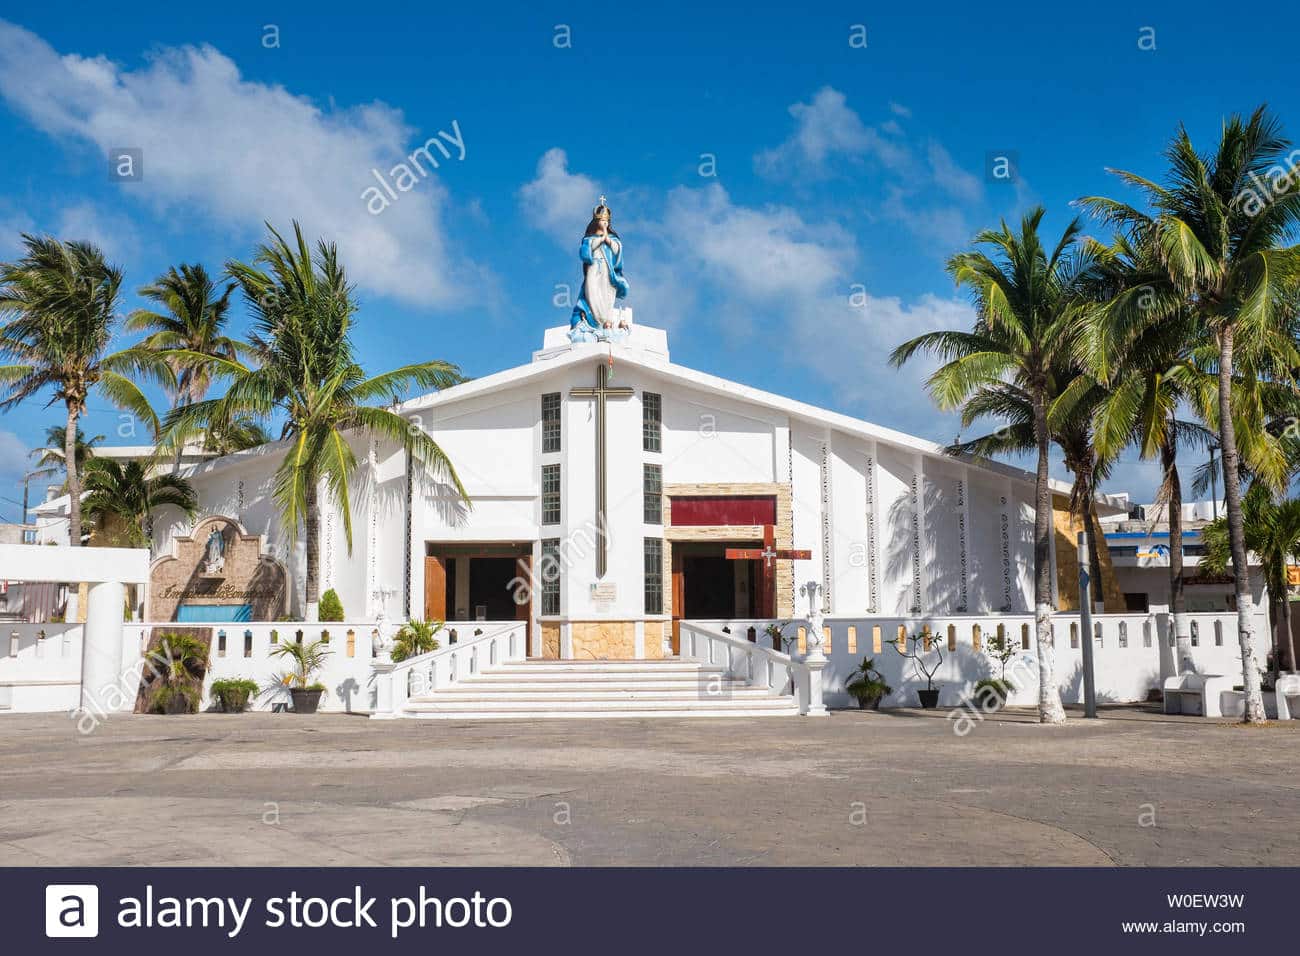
[590,582,617,610]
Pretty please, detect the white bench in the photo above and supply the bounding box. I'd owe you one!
[1162,673,1231,717]
[1276,674,1300,720]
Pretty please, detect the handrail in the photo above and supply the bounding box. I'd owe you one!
[677,620,807,711]
[370,621,527,718]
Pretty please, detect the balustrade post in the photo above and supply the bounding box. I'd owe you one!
[799,581,829,717]
[372,661,396,718]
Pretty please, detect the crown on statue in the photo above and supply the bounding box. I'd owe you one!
[594,195,611,222]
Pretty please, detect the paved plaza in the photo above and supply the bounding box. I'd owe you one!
[1,707,1296,866]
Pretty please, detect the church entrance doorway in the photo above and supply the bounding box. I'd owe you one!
[424,543,532,639]
[670,541,766,652]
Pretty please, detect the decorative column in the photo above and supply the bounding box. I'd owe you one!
[800,580,829,717]
[80,579,126,716]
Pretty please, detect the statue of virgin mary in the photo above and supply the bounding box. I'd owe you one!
[570,199,631,342]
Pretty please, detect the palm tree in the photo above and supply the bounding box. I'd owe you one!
[1087,311,1217,673]
[166,222,468,620]
[892,207,1104,723]
[1078,107,1300,722]
[202,414,272,455]
[1201,485,1300,674]
[31,424,104,490]
[391,618,443,662]
[127,264,241,471]
[0,236,162,546]
[81,457,199,548]
[269,637,332,688]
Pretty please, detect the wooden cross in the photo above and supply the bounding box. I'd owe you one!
[570,363,634,578]
[726,525,810,617]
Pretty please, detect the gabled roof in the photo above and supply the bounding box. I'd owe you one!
[400,326,1124,509]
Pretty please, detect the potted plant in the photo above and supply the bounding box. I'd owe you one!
[844,656,892,710]
[391,619,443,662]
[210,677,258,713]
[763,621,788,652]
[975,627,1018,710]
[269,637,332,713]
[887,628,944,708]
[146,633,210,714]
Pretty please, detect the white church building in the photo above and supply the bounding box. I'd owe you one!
[150,324,1087,655]
[13,325,1270,718]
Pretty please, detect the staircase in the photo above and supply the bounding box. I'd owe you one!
[400,659,799,719]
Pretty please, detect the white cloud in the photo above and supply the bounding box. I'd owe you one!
[52,201,140,263]
[927,142,983,203]
[0,208,35,259]
[0,430,28,476]
[518,148,603,246]
[889,101,912,118]
[754,87,909,179]
[0,19,472,307]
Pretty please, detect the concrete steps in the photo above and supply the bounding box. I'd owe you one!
[401,658,798,719]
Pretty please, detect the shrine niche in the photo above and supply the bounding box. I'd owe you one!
[148,516,288,622]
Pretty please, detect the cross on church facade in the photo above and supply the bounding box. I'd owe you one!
[570,362,634,578]
[725,525,811,618]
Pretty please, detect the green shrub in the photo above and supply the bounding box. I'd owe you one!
[146,633,210,714]
[211,678,259,713]
[973,678,1012,708]
[319,589,344,622]
[845,656,893,706]
[391,619,443,662]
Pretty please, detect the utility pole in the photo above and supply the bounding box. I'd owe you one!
[1209,444,1219,520]
[1077,531,1098,718]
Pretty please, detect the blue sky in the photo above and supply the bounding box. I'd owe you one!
[1,2,1296,521]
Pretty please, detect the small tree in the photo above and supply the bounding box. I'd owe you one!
[318,589,344,622]
[887,628,945,694]
[976,627,1020,707]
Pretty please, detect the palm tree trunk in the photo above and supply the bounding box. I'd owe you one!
[1032,386,1066,723]
[64,401,82,547]
[1217,327,1265,722]
[1164,448,1192,673]
[1282,593,1297,672]
[304,480,320,622]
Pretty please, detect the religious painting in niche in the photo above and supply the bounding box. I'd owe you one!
[148,516,288,622]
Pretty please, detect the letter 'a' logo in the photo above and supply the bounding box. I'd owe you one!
[45,885,99,938]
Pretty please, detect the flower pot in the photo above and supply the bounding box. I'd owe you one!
[217,689,251,713]
[855,695,883,710]
[290,688,324,714]
[916,688,940,709]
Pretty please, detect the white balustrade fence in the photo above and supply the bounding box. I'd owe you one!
[0,622,83,711]
[678,621,803,706]
[687,610,1271,709]
[371,621,529,718]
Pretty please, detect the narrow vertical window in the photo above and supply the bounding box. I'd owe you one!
[643,463,662,523]
[643,391,662,452]
[542,392,561,453]
[644,538,663,614]
[541,538,561,615]
[542,463,561,524]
